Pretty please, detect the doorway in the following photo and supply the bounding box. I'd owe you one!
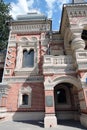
[54,83,80,120]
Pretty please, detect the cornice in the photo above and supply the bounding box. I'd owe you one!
[3,75,44,83]
[64,3,87,7]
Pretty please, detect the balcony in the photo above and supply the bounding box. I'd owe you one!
[43,55,76,74]
[75,51,87,70]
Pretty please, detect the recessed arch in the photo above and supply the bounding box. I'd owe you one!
[52,75,82,89]
[30,37,37,42]
[20,37,28,41]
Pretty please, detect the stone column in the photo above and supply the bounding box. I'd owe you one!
[41,33,48,54]
[71,36,85,52]
[15,45,23,69]
[44,84,57,128]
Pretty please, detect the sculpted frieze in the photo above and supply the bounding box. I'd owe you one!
[12,24,50,33]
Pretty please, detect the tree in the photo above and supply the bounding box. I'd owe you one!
[0,0,12,50]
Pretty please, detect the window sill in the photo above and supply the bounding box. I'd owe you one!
[14,67,36,76]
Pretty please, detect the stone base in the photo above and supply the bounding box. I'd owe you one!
[0,107,7,119]
[6,112,44,121]
[80,114,87,128]
[44,114,57,128]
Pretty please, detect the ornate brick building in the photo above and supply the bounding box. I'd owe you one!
[0,0,87,128]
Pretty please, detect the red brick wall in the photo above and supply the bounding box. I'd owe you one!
[6,82,45,112]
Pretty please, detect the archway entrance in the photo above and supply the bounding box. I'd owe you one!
[54,83,80,120]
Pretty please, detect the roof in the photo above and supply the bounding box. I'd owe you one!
[16,12,47,21]
[73,0,85,3]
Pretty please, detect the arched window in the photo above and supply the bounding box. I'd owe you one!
[29,50,34,67]
[22,49,34,67]
[56,88,67,104]
[22,94,28,105]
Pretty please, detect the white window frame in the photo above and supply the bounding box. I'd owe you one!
[18,86,32,108]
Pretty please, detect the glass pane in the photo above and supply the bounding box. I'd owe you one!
[22,50,34,67]
[22,50,29,67]
[28,50,34,67]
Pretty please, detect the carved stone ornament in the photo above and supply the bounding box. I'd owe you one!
[44,77,52,84]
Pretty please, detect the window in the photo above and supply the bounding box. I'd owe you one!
[22,49,34,68]
[22,94,28,105]
[56,88,67,104]
[18,86,32,108]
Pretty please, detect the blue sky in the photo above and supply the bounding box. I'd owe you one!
[4,0,87,30]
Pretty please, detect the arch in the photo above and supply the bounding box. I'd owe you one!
[30,37,37,42]
[20,37,28,41]
[52,75,82,89]
[54,83,71,108]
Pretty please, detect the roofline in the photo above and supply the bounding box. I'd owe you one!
[59,2,87,32]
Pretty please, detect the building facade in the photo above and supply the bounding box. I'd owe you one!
[0,0,87,128]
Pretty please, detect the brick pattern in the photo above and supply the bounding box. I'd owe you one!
[6,83,45,112]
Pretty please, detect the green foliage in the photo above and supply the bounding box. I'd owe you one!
[0,0,12,50]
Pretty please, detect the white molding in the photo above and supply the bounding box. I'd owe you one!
[3,76,44,83]
[18,86,32,108]
[44,75,82,90]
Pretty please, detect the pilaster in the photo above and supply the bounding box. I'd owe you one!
[44,83,57,128]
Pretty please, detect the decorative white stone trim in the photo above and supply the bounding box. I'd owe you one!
[4,69,11,75]
[11,24,51,33]
[81,72,87,83]
[44,114,57,128]
[15,42,38,75]
[8,42,16,47]
[71,37,85,51]
[3,76,44,83]
[44,75,82,90]
[53,76,82,88]
[18,86,32,108]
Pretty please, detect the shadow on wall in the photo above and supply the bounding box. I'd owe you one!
[11,41,45,125]
[12,111,45,121]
